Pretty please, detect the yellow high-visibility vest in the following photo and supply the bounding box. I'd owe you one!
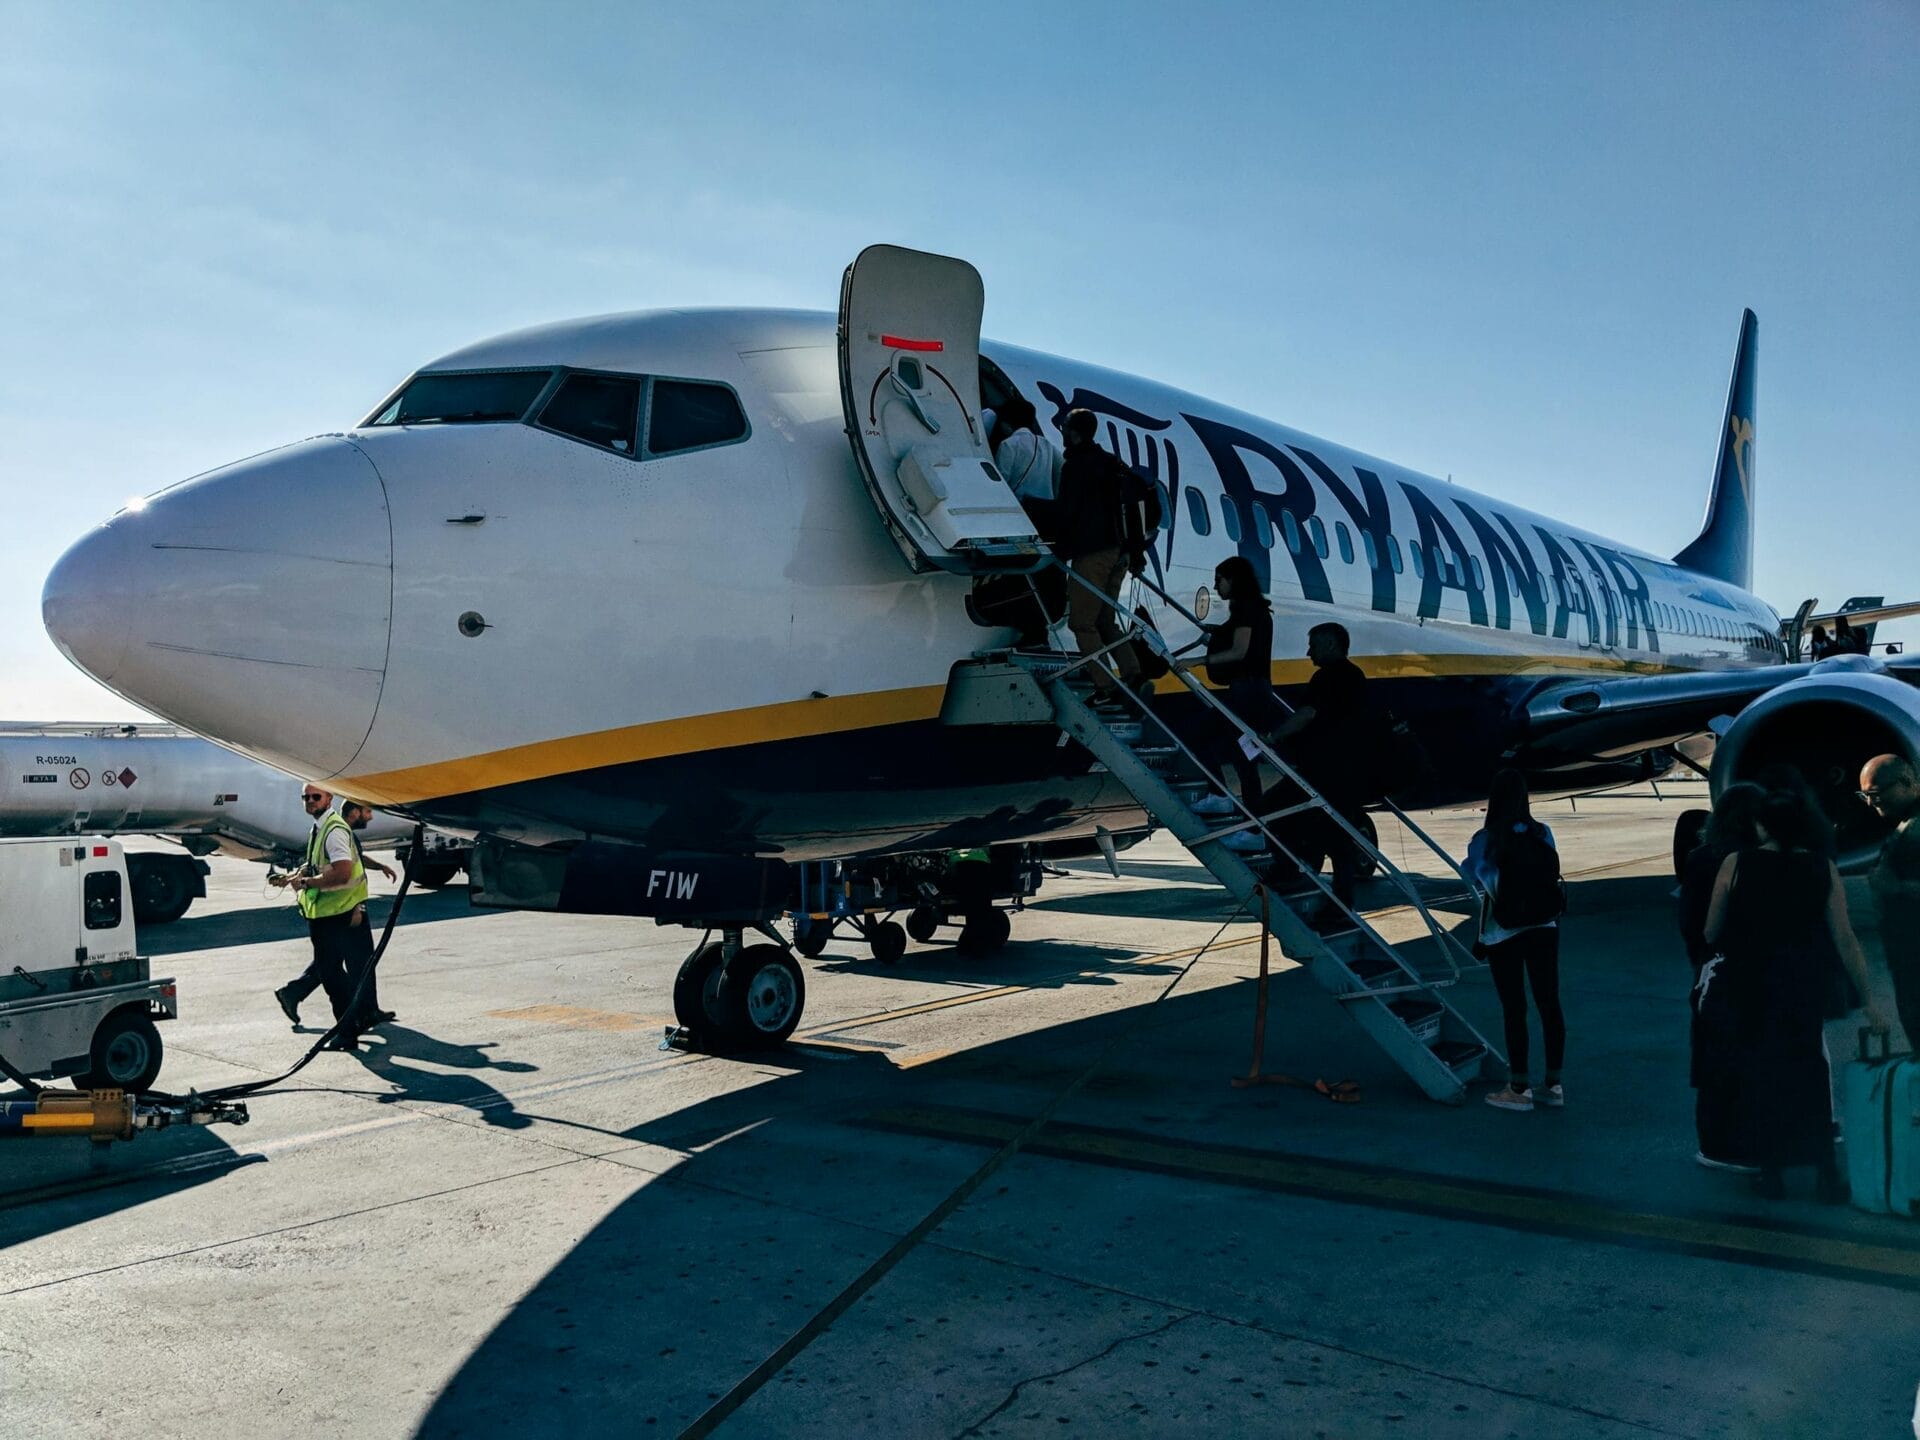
[299,810,368,920]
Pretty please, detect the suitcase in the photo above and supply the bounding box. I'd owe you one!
[1842,1028,1920,1217]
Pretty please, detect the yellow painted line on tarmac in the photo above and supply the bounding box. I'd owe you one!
[870,1106,1920,1291]
[487,1003,672,1032]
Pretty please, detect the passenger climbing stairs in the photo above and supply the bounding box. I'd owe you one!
[941,573,1501,1104]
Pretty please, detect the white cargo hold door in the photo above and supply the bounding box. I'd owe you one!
[838,244,1046,574]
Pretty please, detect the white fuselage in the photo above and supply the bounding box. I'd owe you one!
[43,308,1782,857]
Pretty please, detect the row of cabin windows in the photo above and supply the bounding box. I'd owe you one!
[365,368,749,460]
[1178,485,1774,649]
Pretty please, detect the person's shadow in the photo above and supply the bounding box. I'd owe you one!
[351,1024,539,1129]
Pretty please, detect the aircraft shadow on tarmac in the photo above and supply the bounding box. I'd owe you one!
[807,936,1188,989]
[140,885,482,956]
[407,863,1920,1435]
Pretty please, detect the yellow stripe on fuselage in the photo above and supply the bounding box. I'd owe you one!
[340,651,1695,805]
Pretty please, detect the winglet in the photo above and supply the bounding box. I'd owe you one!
[1674,309,1758,590]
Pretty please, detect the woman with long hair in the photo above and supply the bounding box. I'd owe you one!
[1469,769,1567,1112]
[1679,781,1766,1171]
[1183,556,1284,852]
[1704,788,1891,1200]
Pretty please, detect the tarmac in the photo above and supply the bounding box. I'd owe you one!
[3,778,1917,1439]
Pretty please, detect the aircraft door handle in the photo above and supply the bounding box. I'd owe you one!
[446,513,487,525]
[887,371,940,435]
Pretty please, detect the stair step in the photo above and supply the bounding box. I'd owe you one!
[1387,999,1444,1044]
[1429,1039,1489,1080]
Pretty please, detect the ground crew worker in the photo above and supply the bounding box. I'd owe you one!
[270,783,372,1050]
[340,799,398,1027]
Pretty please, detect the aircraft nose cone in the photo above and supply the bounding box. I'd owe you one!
[41,437,393,779]
[43,520,136,685]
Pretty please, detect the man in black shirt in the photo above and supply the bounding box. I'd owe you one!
[1056,409,1145,708]
[1267,622,1371,912]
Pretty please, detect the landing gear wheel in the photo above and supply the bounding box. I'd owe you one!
[128,859,191,926]
[869,920,907,966]
[672,943,735,1048]
[905,906,942,944]
[1673,808,1711,878]
[718,945,806,1049]
[79,1008,164,1092]
[792,917,830,959]
[958,907,1012,954]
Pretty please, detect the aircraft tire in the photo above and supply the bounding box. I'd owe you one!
[79,1007,164,1093]
[672,943,737,1048]
[905,906,942,944]
[1673,808,1711,878]
[718,945,805,1049]
[870,920,907,966]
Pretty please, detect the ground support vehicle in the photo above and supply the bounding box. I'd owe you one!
[788,845,1042,964]
[0,837,175,1092]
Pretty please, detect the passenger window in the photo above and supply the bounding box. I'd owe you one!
[1250,501,1275,549]
[1469,555,1484,589]
[1410,543,1425,579]
[1361,530,1378,569]
[1183,487,1212,536]
[1336,522,1354,565]
[1388,536,1403,574]
[1307,516,1328,559]
[647,380,748,456]
[1279,510,1300,555]
[1219,496,1243,543]
[84,870,122,931]
[538,373,641,454]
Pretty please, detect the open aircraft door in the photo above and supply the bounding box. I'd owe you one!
[838,245,1047,574]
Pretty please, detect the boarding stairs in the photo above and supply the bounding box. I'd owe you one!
[942,570,1501,1103]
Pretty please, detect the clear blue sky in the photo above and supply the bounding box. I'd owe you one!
[3,2,1915,718]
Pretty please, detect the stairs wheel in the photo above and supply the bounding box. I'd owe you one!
[869,920,907,965]
[958,908,1011,954]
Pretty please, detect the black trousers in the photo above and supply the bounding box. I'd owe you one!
[1486,925,1565,1083]
[288,909,377,1032]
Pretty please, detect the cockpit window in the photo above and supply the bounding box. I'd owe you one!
[647,380,748,456]
[538,373,641,454]
[367,370,552,427]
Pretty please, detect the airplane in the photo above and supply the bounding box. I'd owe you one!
[41,244,1920,1050]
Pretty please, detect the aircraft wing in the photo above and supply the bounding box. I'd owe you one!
[1510,653,1920,763]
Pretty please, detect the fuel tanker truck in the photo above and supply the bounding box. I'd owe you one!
[0,722,469,922]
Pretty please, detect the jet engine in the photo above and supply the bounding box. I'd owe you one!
[1710,657,1920,868]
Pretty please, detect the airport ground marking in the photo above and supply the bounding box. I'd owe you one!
[867,1105,1920,1293]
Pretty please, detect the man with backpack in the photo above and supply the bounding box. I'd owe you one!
[1056,409,1149,711]
[1467,768,1568,1112]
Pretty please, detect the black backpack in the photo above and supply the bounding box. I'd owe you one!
[1489,824,1566,929]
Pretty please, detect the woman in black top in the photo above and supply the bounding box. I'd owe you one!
[1703,789,1889,1200]
[1181,556,1283,818]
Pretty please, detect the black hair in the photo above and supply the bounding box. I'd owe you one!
[1758,788,1826,854]
[1063,408,1098,443]
[1753,762,1837,857]
[1213,555,1267,612]
[1703,781,1766,857]
[998,393,1039,433]
[1483,768,1534,868]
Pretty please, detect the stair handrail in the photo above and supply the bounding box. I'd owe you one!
[1043,560,1477,974]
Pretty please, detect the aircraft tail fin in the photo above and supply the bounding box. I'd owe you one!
[1673,308,1758,590]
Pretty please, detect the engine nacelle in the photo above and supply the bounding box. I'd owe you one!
[1711,658,1920,868]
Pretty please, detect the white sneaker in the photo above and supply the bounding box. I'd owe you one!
[1218,830,1269,854]
[1190,793,1237,817]
[1484,1085,1534,1112]
[1538,1083,1565,1108]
